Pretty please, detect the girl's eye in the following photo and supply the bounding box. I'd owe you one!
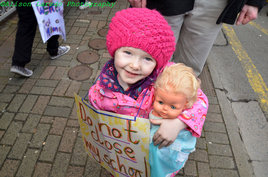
[144,57,153,62]
[171,105,176,109]
[124,51,131,55]
[158,101,163,105]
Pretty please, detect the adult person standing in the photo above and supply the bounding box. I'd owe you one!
[128,0,266,76]
[10,0,70,77]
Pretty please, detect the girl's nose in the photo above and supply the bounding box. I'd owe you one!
[130,58,140,70]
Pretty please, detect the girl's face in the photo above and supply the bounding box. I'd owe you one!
[153,88,187,119]
[114,47,156,90]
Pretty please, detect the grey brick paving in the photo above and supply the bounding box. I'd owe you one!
[21,114,41,133]
[16,149,40,177]
[207,104,221,114]
[33,162,52,177]
[8,133,32,159]
[0,102,7,112]
[207,96,218,105]
[58,127,77,153]
[14,113,28,121]
[36,79,59,88]
[18,79,36,94]
[196,138,207,149]
[49,96,74,108]
[1,121,23,145]
[206,112,224,123]
[70,137,88,166]
[30,123,51,148]
[66,166,84,177]
[19,95,38,113]
[211,169,239,177]
[49,117,67,135]
[204,121,226,133]
[44,106,71,117]
[7,94,26,112]
[0,0,248,176]
[193,149,209,162]
[0,93,14,102]
[0,146,11,167]
[3,85,20,93]
[209,155,235,169]
[205,132,230,144]
[40,116,54,124]
[208,143,233,156]
[184,160,197,176]
[84,157,102,177]
[0,159,20,177]
[0,130,4,139]
[197,162,212,177]
[32,95,50,114]
[0,112,14,129]
[39,135,61,162]
[30,86,54,95]
[50,152,71,177]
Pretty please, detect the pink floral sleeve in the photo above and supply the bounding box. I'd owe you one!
[178,89,208,137]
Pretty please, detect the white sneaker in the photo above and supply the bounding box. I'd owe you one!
[10,65,33,77]
[79,1,92,10]
[50,45,70,60]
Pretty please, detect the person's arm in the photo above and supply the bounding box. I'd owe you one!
[150,118,186,149]
[128,0,146,8]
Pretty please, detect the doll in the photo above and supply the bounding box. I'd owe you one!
[149,63,206,177]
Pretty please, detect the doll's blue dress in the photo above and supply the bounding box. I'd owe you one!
[149,112,197,177]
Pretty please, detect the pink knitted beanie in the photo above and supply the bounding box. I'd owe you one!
[106,8,176,70]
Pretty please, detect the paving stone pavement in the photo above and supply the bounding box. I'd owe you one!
[0,0,243,176]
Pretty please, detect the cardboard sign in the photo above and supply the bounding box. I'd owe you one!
[74,94,150,177]
[31,0,66,43]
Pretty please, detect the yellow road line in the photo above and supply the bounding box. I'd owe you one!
[249,21,268,36]
[223,24,268,114]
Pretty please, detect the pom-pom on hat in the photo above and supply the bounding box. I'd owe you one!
[106,8,176,70]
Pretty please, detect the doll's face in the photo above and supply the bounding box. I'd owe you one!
[114,47,156,90]
[153,88,187,119]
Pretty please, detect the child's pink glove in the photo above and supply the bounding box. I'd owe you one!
[150,118,187,149]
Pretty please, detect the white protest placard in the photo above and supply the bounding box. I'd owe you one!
[31,0,66,43]
[74,94,150,177]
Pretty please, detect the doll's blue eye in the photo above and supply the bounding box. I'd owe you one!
[171,105,176,109]
[158,101,163,105]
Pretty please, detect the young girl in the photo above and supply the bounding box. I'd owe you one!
[149,63,207,177]
[88,8,208,176]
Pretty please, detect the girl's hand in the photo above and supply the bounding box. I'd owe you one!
[150,118,187,149]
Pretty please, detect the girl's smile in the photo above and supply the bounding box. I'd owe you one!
[124,70,140,78]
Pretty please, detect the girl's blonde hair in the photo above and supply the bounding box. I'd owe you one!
[155,63,200,108]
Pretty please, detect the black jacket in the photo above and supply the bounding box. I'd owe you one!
[146,0,266,25]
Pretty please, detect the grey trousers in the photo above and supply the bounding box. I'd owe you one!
[165,0,228,76]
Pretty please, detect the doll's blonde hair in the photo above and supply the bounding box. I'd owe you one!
[155,63,200,108]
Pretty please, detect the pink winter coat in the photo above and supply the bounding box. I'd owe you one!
[88,79,208,137]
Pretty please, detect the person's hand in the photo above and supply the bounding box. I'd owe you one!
[151,118,187,149]
[128,0,146,8]
[236,5,258,25]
